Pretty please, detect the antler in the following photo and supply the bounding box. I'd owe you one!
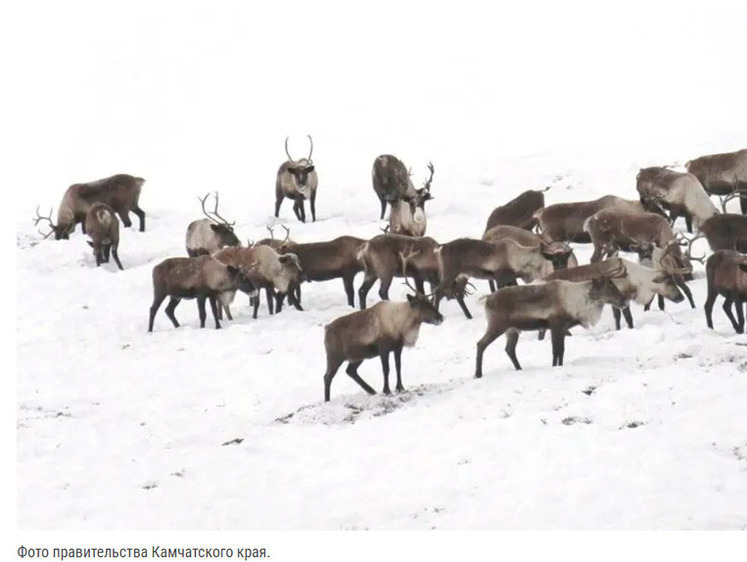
[603,259,627,279]
[306,134,313,162]
[33,206,56,238]
[676,231,706,264]
[398,247,427,295]
[284,136,294,161]
[422,162,435,192]
[279,224,290,244]
[657,240,693,274]
[718,176,746,213]
[199,192,235,226]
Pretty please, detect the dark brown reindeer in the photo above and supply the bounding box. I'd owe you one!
[388,162,435,237]
[371,154,418,219]
[85,202,123,270]
[484,189,547,232]
[532,195,658,243]
[475,273,629,376]
[185,192,241,257]
[275,135,318,222]
[696,213,747,253]
[322,253,444,402]
[686,148,747,214]
[704,250,747,333]
[213,245,304,319]
[148,255,258,332]
[482,224,576,291]
[357,235,472,317]
[36,174,146,239]
[636,166,719,232]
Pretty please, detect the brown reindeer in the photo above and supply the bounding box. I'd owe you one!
[484,189,546,232]
[533,195,657,243]
[213,245,304,319]
[697,213,747,253]
[357,235,472,317]
[686,148,747,213]
[388,162,434,237]
[185,192,241,257]
[322,256,444,402]
[636,166,719,232]
[434,238,554,312]
[36,174,146,239]
[148,256,258,332]
[275,135,318,222]
[85,202,123,270]
[475,274,628,375]
[704,250,747,333]
[371,154,418,219]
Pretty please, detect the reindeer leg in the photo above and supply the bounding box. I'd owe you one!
[197,296,209,328]
[504,329,522,370]
[674,274,695,309]
[488,279,496,293]
[704,290,717,329]
[164,297,181,329]
[622,306,634,329]
[550,326,566,367]
[342,273,356,307]
[393,347,405,392]
[120,211,133,229]
[475,325,505,378]
[112,247,124,271]
[379,349,392,395]
[657,294,665,311]
[456,295,473,319]
[735,299,745,334]
[274,196,283,218]
[345,361,376,396]
[538,328,546,341]
[148,293,167,332]
[288,289,304,311]
[208,296,222,329]
[251,295,260,319]
[310,192,316,222]
[685,214,693,234]
[377,273,393,301]
[265,287,275,315]
[132,206,146,232]
[723,297,740,333]
[613,307,622,330]
[323,356,344,402]
[358,274,377,309]
[589,244,603,263]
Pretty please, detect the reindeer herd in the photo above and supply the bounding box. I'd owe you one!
[33,143,747,402]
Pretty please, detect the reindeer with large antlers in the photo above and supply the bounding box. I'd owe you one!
[185,192,241,257]
[322,250,444,402]
[388,162,435,237]
[275,135,318,222]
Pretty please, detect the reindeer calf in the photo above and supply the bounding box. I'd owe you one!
[85,202,123,270]
[148,256,258,332]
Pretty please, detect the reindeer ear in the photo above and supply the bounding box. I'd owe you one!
[87,241,93,247]
[306,165,315,173]
[210,224,220,232]
[739,263,747,274]
[278,255,291,264]
[406,293,415,305]
[227,265,239,275]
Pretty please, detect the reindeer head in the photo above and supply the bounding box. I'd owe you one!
[590,263,628,310]
[34,206,74,240]
[199,192,241,248]
[284,135,315,198]
[226,264,259,298]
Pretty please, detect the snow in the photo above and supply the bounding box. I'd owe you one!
[8,0,747,556]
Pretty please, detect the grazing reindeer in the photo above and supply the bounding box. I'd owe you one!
[686,148,747,214]
[434,238,554,315]
[636,166,719,232]
[357,235,472,317]
[475,273,628,375]
[704,250,747,333]
[484,189,546,232]
[275,135,318,222]
[533,195,657,243]
[389,162,435,237]
[539,256,686,332]
[148,256,258,332]
[85,202,123,270]
[213,245,304,319]
[482,224,576,291]
[322,254,444,402]
[36,174,146,239]
[696,213,747,253]
[185,192,241,257]
[371,154,418,219]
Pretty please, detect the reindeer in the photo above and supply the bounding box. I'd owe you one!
[148,255,258,332]
[357,235,472,317]
[270,235,368,312]
[484,189,546,232]
[389,162,435,237]
[213,245,304,319]
[532,195,658,243]
[482,224,576,291]
[475,273,628,375]
[35,174,146,239]
[539,256,686,332]
[686,148,747,213]
[696,213,747,253]
[275,135,318,222]
[371,154,418,219]
[84,202,123,270]
[434,238,554,315]
[636,166,719,233]
[704,250,747,333]
[322,253,444,402]
[185,192,241,257]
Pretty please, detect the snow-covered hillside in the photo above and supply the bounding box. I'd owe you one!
[10,0,747,539]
